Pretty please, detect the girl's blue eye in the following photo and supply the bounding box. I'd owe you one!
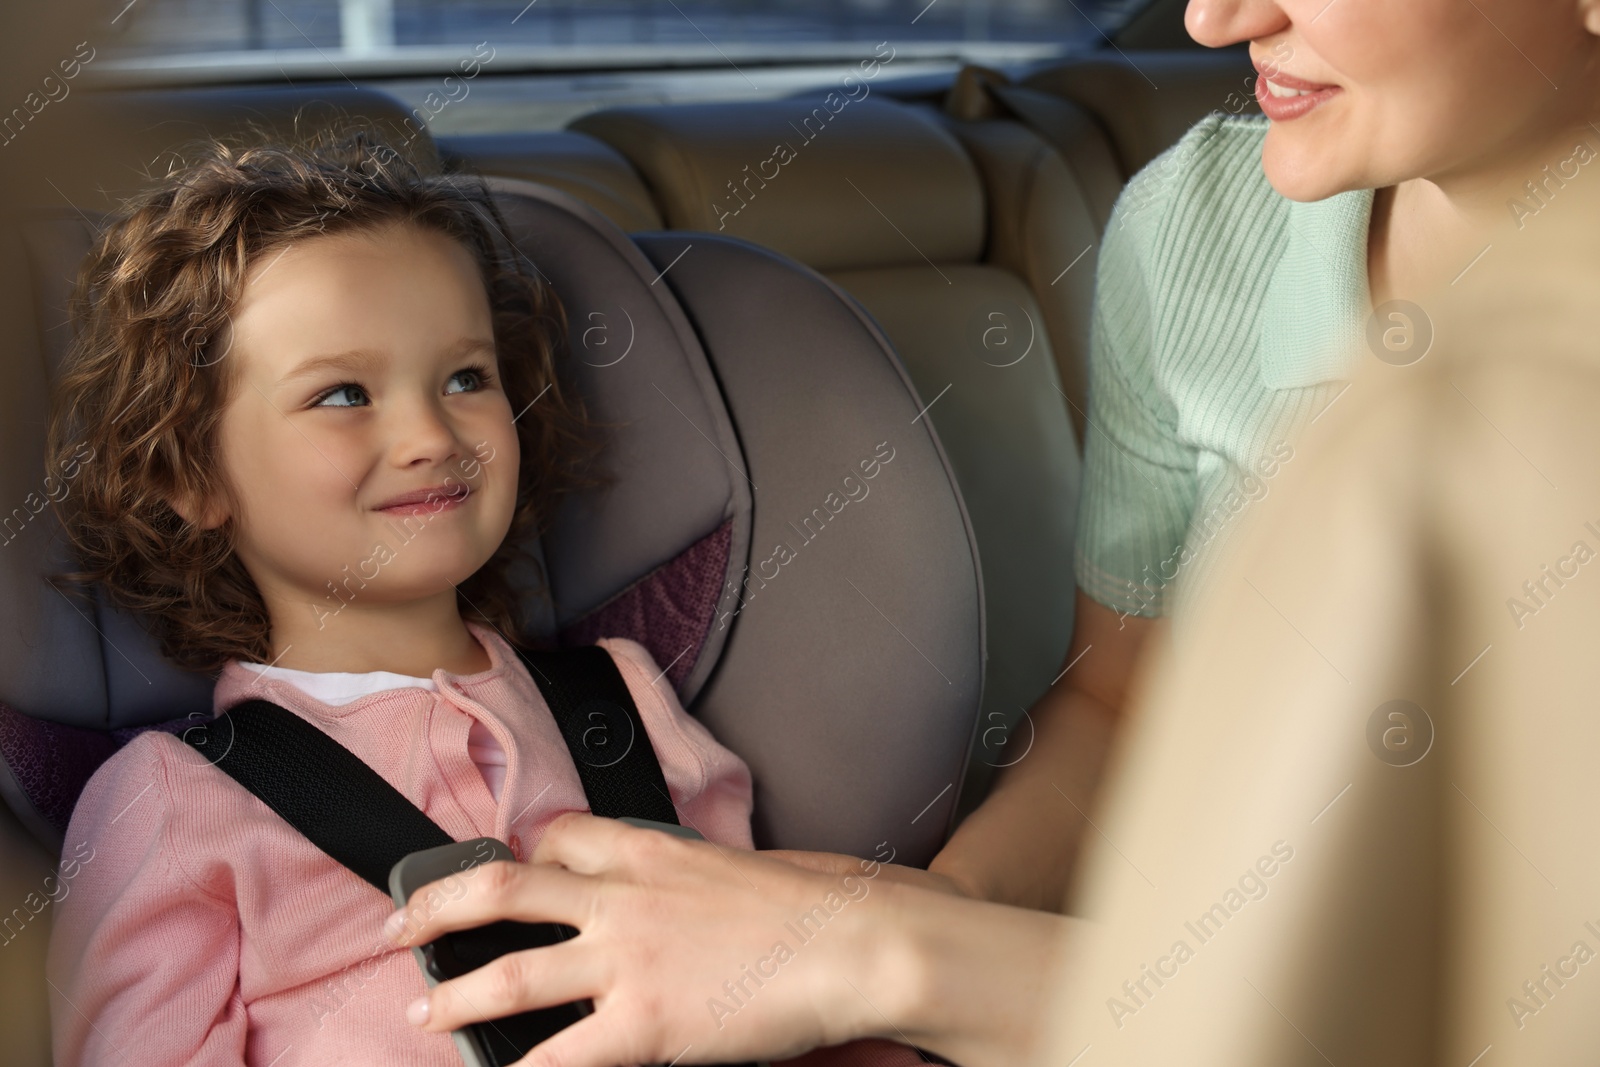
[314,383,369,408]
[311,363,492,407]
[445,363,494,394]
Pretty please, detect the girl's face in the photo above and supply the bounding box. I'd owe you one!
[200,222,520,632]
[1185,0,1600,201]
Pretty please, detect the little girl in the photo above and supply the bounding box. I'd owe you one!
[42,130,925,1067]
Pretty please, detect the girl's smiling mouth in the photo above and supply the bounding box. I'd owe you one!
[374,482,472,516]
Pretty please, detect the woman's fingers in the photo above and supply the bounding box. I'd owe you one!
[511,1006,671,1067]
[762,850,971,898]
[386,856,593,947]
[418,938,603,1035]
[760,849,864,877]
[527,810,624,872]
[529,809,687,875]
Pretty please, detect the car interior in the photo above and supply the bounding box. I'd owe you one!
[0,0,1260,1061]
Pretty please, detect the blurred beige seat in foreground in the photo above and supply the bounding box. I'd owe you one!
[1045,190,1600,1066]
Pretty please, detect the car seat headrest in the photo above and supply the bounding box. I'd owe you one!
[486,178,753,695]
[571,97,986,273]
[435,131,665,234]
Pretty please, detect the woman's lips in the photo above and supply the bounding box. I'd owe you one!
[1254,72,1342,122]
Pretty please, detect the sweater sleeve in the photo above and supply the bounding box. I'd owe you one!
[47,732,249,1067]
[1072,131,1206,618]
[598,637,755,850]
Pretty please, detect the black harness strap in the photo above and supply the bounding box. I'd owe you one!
[514,644,679,826]
[182,700,453,894]
[181,643,679,894]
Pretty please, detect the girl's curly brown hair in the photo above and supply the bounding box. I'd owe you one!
[45,124,598,674]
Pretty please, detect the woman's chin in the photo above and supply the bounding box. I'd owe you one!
[1260,140,1360,204]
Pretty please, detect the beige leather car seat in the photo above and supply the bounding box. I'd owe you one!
[1023,49,1260,175]
[437,130,664,233]
[921,50,1257,436]
[931,69,1121,437]
[26,86,441,211]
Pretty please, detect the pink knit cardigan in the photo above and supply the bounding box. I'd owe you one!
[46,622,924,1067]
[46,624,757,1065]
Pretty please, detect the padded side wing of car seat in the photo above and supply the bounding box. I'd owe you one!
[5,213,221,730]
[635,233,985,864]
[486,178,754,704]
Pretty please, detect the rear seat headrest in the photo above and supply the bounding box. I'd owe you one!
[436,131,664,233]
[35,85,437,211]
[572,97,985,273]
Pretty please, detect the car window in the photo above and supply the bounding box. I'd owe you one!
[107,0,1151,58]
[99,0,1154,132]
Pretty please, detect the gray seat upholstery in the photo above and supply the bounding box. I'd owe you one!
[571,95,1084,809]
[630,231,984,856]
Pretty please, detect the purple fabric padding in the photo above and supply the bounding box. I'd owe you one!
[0,703,115,840]
[560,519,732,695]
[3,520,733,846]
[0,701,192,841]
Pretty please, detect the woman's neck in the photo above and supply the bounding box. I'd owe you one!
[1367,119,1600,309]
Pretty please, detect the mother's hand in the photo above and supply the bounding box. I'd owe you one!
[382,812,914,1067]
[759,848,974,899]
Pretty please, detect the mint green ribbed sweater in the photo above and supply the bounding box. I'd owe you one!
[1074,113,1375,617]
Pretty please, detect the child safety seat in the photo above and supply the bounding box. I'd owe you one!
[0,175,985,874]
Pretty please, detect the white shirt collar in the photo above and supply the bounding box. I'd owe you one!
[237,663,437,707]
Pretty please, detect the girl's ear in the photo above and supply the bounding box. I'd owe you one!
[166,487,229,531]
[1583,0,1600,36]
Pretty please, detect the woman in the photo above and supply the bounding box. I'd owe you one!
[382,1,1600,1063]
[925,0,1600,914]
